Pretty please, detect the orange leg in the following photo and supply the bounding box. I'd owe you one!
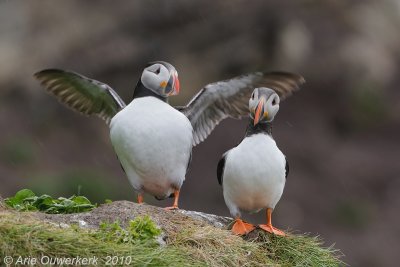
[164,190,180,210]
[137,193,144,204]
[258,208,285,236]
[231,218,255,235]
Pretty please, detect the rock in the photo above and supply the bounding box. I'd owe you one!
[36,201,234,236]
[178,210,233,228]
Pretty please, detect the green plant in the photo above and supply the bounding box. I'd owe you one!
[96,216,162,244]
[5,189,95,214]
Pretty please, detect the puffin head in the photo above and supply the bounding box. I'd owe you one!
[249,87,280,126]
[140,61,180,97]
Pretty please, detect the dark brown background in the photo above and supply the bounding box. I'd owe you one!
[1,1,399,266]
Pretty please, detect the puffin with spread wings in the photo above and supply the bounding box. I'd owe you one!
[34,61,304,209]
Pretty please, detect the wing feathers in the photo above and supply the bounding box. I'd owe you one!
[181,71,305,146]
[34,69,126,123]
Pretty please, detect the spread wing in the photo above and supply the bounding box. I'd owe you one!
[34,69,126,124]
[180,71,305,145]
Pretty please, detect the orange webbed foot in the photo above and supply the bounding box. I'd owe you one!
[164,205,179,211]
[231,219,256,235]
[164,189,180,211]
[258,224,286,236]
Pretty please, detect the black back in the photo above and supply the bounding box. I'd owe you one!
[285,156,289,179]
[217,154,227,185]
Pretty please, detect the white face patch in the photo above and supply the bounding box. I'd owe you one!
[249,88,280,122]
[265,93,280,121]
[141,63,171,96]
[249,88,260,117]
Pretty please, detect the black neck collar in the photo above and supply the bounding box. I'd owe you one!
[132,80,168,103]
[245,119,273,137]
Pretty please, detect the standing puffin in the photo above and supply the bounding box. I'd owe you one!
[217,87,298,236]
[35,62,304,209]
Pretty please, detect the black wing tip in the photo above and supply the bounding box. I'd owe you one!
[262,71,306,84]
[260,71,306,98]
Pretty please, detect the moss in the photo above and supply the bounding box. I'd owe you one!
[95,216,162,244]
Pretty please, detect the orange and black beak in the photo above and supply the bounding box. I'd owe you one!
[253,97,266,126]
[172,72,180,95]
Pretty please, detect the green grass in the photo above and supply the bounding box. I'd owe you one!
[0,213,198,267]
[0,201,343,266]
[171,225,275,266]
[255,231,343,266]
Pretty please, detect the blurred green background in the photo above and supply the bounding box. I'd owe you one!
[1,1,399,266]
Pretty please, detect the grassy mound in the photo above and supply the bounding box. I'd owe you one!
[0,213,194,266]
[0,199,343,266]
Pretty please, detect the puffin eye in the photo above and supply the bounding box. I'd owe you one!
[272,96,280,106]
[148,65,161,74]
[251,93,255,100]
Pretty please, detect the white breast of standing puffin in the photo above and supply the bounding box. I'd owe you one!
[223,133,286,212]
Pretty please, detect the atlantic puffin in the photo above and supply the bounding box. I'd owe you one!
[35,62,304,209]
[217,87,297,236]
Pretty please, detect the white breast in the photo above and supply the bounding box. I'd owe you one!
[222,134,286,217]
[109,97,193,198]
